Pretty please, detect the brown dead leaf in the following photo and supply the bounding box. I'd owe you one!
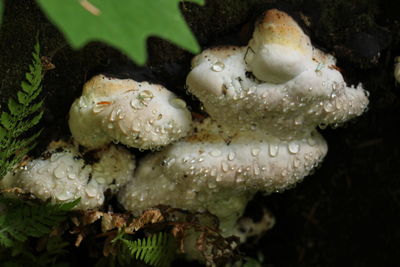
[125,208,164,234]
[171,223,188,253]
[101,213,129,232]
[41,56,55,71]
[83,210,104,225]
[1,187,28,194]
[75,234,84,247]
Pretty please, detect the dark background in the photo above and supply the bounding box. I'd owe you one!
[1,0,400,266]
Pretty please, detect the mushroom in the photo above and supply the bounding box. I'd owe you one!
[119,117,327,234]
[69,74,192,150]
[186,9,369,139]
[1,141,135,210]
[119,9,369,240]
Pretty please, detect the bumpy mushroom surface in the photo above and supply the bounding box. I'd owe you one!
[1,141,135,210]
[119,9,369,238]
[119,118,326,233]
[186,9,369,139]
[69,74,192,150]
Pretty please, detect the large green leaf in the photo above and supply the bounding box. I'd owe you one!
[37,0,204,64]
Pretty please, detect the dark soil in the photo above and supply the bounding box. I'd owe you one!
[1,0,400,266]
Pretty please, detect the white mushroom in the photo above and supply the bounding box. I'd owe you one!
[247,9,313,84]
[1,141,135,210]
[186,9,369,138]
[119,118,326,234]
[119,9,369,242]
[69,74,192,150]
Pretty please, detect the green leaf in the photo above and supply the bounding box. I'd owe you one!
[16,91,28,105]
[0,197,79,248]
[0,112,13,130]
[0,126,6,141]
[120,232,176,267]
[0,40,44,179]
[7,98,22,116]
[36,0,204,64]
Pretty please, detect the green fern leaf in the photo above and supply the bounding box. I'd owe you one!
[121,232,176,267]
[0,198,79,248]
[0,40,44,179]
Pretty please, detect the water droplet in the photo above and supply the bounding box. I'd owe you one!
[288,141,300,154]
[210,150,222,157]
[228,152,236,161]
[56,191,73,201]
[68,173,77,180]
[138,90,154,106]
[254,163,260,175]
[109,108,118,121]
[323,102,335,112]
[118,108,126,120]
[269,143,279,157]
[130,99,140,109]
[78,97,87,108]
[251,148,260,157]
[169,98,187,109]
[211,61,225,72]
[294,116,303,126]
[54,165,66,179]
[221,161,229,172]
[85,187,98,198]
[307,136,316,146]
[92,102,109,114]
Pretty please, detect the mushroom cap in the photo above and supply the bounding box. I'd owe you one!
[119,118,327,232]
[187,10,369,139]
[247,9,313,83]
[3,141,135,210]
[69,74,192,150]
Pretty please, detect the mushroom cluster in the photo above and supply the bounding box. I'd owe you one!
[1,8,369,251]
[119,9,369,235]
[1,141,135,209]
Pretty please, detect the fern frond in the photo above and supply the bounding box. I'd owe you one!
[0,198,79,248]
[121,232,176,267]
[0,39,44,179]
